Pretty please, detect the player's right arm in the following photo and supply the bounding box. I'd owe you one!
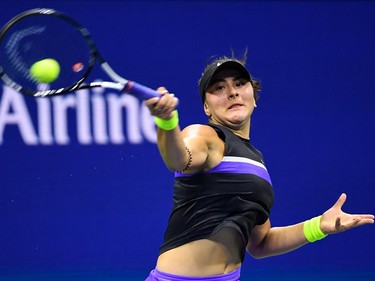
[145,87,223,173]
[157,124,211,173]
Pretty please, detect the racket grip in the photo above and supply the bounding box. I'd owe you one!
[123,81,160,100]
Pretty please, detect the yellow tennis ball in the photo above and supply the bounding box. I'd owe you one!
[30,58,60,83]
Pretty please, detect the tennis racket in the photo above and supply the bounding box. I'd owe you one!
[0,8,160,99]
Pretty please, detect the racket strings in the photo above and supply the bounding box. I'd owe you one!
[4,26,46,83]
[0,13,93,95]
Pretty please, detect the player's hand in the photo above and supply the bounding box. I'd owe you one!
[320,193,374,235]
[145,87,179,119]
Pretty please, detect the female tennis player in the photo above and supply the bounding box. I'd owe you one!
[144,53,374,281]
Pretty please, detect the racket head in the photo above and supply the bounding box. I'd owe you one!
[0,8,97,96]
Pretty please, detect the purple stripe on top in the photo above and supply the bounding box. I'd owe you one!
[175,156,272,185]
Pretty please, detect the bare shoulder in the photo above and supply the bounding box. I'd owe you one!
[181,124,222,148]
[182,124,217,138]
[181,124,224,171]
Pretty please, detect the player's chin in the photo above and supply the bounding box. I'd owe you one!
[227,109,252,120]
[227,115,249,125]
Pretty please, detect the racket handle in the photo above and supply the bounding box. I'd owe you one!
[123,81,160,100]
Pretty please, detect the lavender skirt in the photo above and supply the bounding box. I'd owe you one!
[145,268,241,281]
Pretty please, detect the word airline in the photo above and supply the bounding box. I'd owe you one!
[0,85,157,145]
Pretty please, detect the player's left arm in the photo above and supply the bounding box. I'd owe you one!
[247,193,374,259]
[247,219,307,259]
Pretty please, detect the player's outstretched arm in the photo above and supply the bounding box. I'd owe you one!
[247,193,374,259]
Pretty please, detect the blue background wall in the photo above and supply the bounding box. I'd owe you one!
[0,1,374,280]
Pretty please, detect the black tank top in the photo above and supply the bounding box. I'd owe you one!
[159,124,274,260]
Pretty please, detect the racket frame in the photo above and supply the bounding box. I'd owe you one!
[0,8,158,99]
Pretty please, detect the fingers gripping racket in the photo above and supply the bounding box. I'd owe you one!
[0,8,160,99]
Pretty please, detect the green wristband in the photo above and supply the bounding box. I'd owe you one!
[154,110,179,130]
[303,215,328,243]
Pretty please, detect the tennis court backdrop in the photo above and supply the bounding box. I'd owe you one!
[0,1,374,280]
